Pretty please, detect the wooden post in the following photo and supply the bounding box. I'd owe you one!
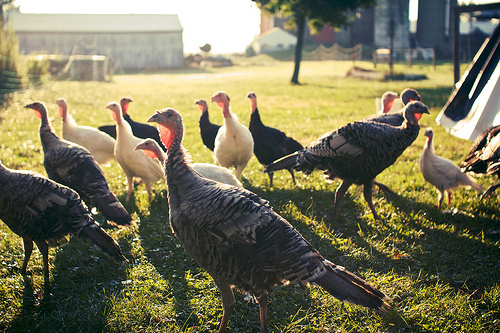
[453,4,460,84]
[389,18,394,77]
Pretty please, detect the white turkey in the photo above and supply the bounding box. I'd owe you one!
[367,88,422,125]
[377,91,399,114]
[147,107,390,333]
[0,160,127,294]
[195,98,220,151]
[106,101,164,202]
[211,91,254,179]
[420,128,482,208]
[25,102,133,227]
[247,92,303,187]
[56,98,116,164]
[134,138,242,187]
[99,97,167,151]
[266,101,430,220]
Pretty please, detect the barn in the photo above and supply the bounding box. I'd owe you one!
[6,12,184,70]
[250,27,297,55]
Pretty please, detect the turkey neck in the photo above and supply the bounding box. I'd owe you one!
[58,102,68,122]
[199,110,211,127]
[423,135,435,155]
[115,110,133,141]
[164,123,198,208]
[38,108,59,152]
[249,107,263,133]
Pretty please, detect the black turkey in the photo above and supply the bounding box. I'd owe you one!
[247,92,303,187]
[195,98,220,151]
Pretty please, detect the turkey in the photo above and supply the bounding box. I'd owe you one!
[420,128,482,209]
[247,92,303,187]
[265,101,430,220]
[378,91,399,114]
[99,97,167,151]
[400,88,421,105]
[134,138,242,187]
[106,101,164,202]
[368,88,422,125]
[461,125,500,198]
[195,98,220,151]
[98,97,132,139]
[366,88,423,195]
[0,160,127,293]
[147,107,390,333]
[56,98,116,165]
[25,102,133,227]
[211,91,254,179]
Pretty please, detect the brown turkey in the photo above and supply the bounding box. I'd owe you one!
[461,124,500,198]
[25,102,133,227]
[364,88,423,196]
[247,92,303,187]
[265,101,429,220]
[148,107,390,333]
[0,161,127,294]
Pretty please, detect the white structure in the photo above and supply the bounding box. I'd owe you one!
[250,27,297,54]
[6,12,184,70]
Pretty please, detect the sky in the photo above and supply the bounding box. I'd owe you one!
[13,0,262,54]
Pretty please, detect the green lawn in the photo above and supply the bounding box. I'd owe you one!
[0,58,499,332]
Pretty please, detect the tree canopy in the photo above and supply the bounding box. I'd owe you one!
[252,0,377,84]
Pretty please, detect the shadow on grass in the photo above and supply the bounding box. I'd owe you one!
[250,179,500,328]
[135,190,206,330]
[6,233,131,332]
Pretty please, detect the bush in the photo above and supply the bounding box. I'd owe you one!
[0,24,24,106]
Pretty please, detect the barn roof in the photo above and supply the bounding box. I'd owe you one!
[253,27,297,44]
[6,12,183,33]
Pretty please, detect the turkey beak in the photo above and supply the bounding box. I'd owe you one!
[414,107,430,121]
[147,113,159,123]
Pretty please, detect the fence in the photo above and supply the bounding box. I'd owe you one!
[302,43,363,62]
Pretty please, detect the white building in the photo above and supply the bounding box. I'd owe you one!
[250,27,297,55]
[6,12,184,70]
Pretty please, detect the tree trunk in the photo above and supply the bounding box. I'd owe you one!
[291,14,306,85]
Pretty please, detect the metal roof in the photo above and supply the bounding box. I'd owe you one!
[6,12,183,33]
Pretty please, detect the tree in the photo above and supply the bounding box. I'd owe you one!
[252,0,376,84]
[0,0,14,27]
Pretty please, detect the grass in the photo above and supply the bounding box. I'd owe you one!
[0,58,499,332]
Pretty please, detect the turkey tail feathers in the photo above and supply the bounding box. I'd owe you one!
[265,152,299,173]
[92,192,134,227]
[314,263,391,312]
[80,223,128,263]
[458,173,483,193]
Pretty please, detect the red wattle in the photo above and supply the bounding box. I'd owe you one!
[143,150,158,160]
[158,125,173,150]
